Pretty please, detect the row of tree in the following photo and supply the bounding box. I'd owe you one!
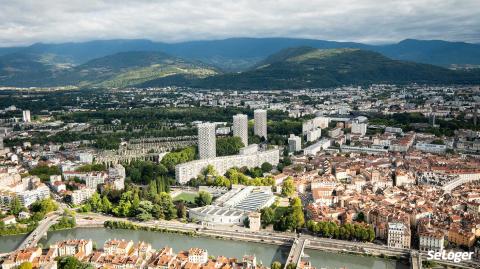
[306,220,375,242]
[188,165,275,188]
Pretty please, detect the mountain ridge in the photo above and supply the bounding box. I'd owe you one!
[147,47,480,90]
[1,37,480,73]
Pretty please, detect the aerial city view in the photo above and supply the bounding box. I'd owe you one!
[0,1,480,269]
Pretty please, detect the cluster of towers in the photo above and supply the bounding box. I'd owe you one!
[197,109,267,160]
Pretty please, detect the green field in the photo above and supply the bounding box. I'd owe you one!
[173,192,198,203]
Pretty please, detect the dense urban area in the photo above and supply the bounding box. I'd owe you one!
[0,84,479,269]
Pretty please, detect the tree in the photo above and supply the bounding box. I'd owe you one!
[248,167,263,178]
[135,201,154,221]
[154,192,177,220]
[291,206,305,229]
[132,192,141,210]
[29,164,61,182]
[57,256,93,269]
[101,196,112,213]
[148,180,157,198]
[356,212,365,222]
[290,197,302,207]
[216,136,244,156]
[271,261,282,269]
[261,162,273,173]
[286,263,296,269]
[176,202,187,219]
[260,207,275,227]
[89,193,102,211]
[281,178,295,197]
[30,198,58,215]
[18,262,32,269]
[9,197,23,216]
[195,191,212,207]
[161,147,195,172]
[243,217,250,228]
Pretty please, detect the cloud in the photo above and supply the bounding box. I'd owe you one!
[0,0,479,46]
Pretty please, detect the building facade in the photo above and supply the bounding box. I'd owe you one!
[233,114,249,146]
[288,134,302,152]
[197,122,217,160]
[387,222,411,249]
[22,110,31,123]
[254,109,267,139]
[175,147,279,184]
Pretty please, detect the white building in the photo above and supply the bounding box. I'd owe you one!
[189,186,275,225]
[419,230,444,252]
[76,152,93,164]
[387,222,411,249]
[351,122,367,136]
[22,110,31,123]
[107,164,126,190]
[415,143,447,154]
[254,109,267,139]
[288,134,302,152]
[233,114,249,146]
[340,145,388,155]
[306,128,322,142]
[328,127,343,138]
[248,212,261,231]
[385,127,403,134]
[188,248,208,264]
[303,139,331,156]
[54,239,93,257]
[303,117,330,134]
[395,170,415,186]
[175,147,279,184]
[70,188,95,205]
[17,183,50,207]
[198,122,217,160]
[63,171,107,189]
[239,144,259,155]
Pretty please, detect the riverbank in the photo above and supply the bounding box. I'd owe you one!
[90,219,411,267]
[75,213,412,261]
[98,220,292,247]
[0,227,408,269]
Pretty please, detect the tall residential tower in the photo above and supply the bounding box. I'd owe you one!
[22,110,31,123]
[233,114,248,146]
[254,109,267,139]
[197,122,216,159]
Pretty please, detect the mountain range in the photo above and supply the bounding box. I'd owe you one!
[0,38,480,89]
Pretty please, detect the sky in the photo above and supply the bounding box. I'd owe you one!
[0,0,479,47]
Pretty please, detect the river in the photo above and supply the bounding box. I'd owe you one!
[0,228,408,269]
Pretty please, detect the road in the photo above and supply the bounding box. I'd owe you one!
[284,237,308,268]
[16,214,60,250]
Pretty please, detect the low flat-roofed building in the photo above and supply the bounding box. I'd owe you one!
[189,185,274,225]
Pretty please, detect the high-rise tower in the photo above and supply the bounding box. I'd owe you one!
[254,109,267,139]
[22,110,31,123]
[233,114,248,146]
[197,122,216,159]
